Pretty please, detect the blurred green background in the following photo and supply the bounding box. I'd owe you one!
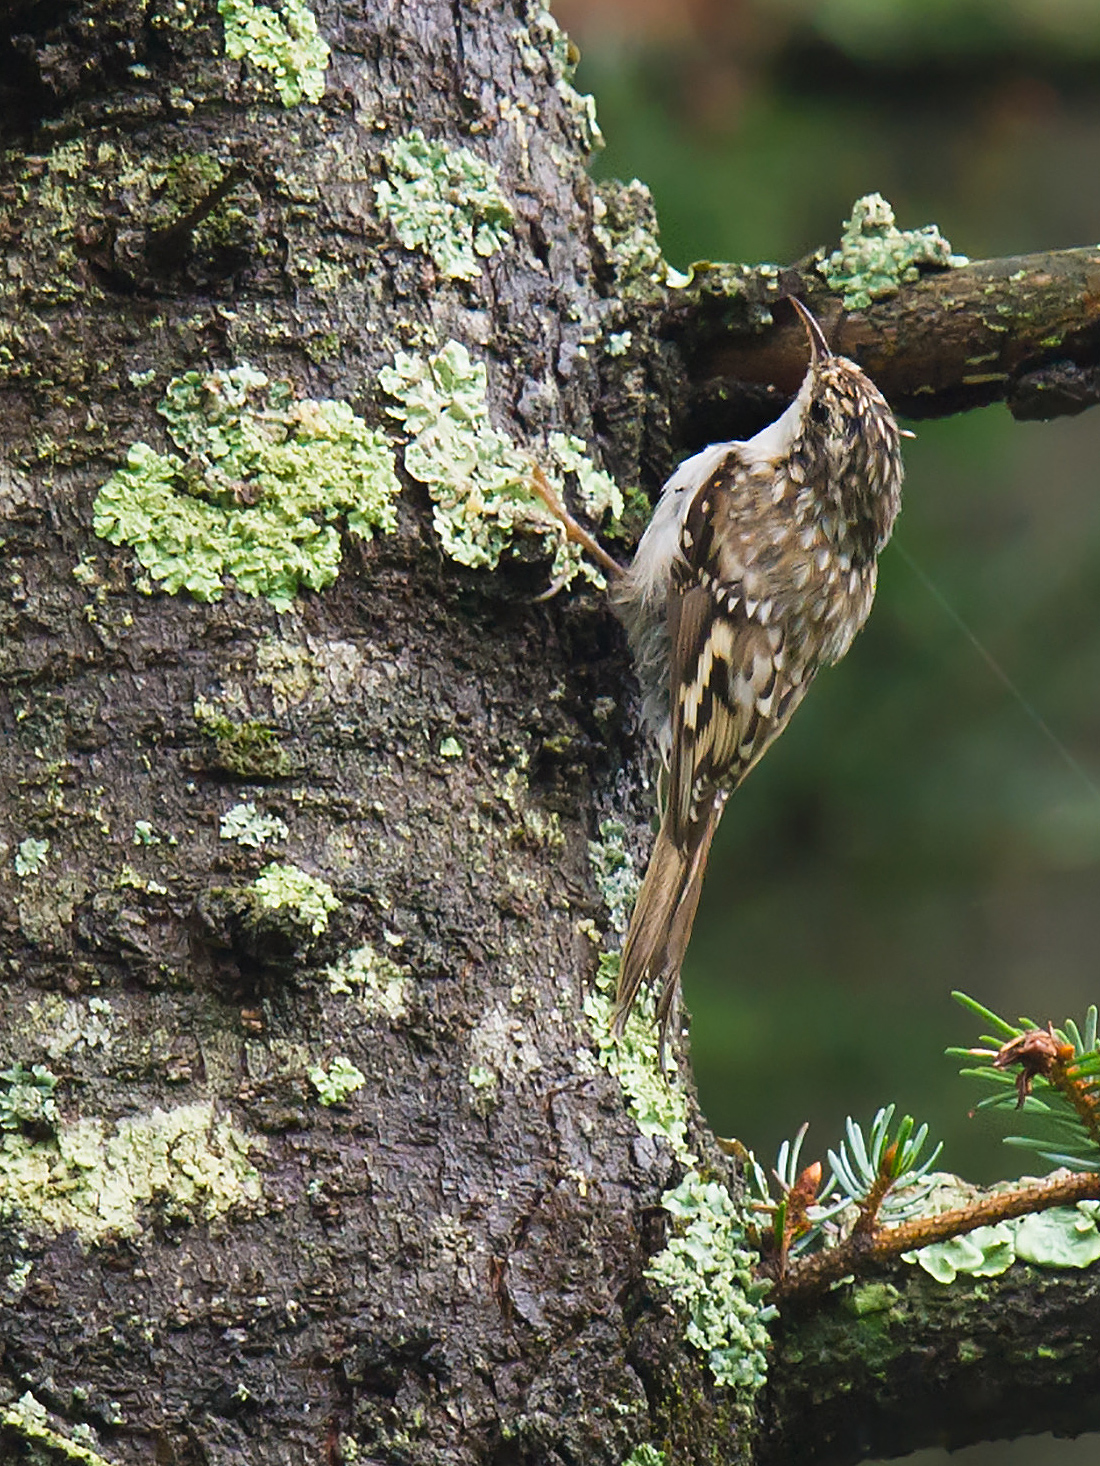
[556,0,1100,1459]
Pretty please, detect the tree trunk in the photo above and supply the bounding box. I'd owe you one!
[1,3,1099,1465]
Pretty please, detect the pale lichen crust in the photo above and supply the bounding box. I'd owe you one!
[92,366,400,611]
[0,1100,262,1243]
[645,1174,774,1394]
[218,0,329,106]
[309,1055,366,1105]
[582,953,693,1162]
[251,862,340,935]
[2,1392,116,1466]
[325,942,408,1018]
[512,2,604,154]
[587,818,640,937]
[467,1005,543,1118]
[375,131,514,281]
[819,192,968,311]
[220,801,289,849]
[592,180,692,295]
[380,340,620,587]
[29,996,113,1061]
[14,836,49,877]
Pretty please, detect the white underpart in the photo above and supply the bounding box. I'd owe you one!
[735,368,814,469]
[616,363,816,759]
[626,363,814,609]
[623,440,735,614]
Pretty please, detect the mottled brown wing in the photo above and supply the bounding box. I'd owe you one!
[666,477,813,850]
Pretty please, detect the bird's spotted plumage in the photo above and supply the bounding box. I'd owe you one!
[612,300,904,1060]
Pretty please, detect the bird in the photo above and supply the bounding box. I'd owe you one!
[609,297,905,1064]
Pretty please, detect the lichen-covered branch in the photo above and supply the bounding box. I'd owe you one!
[666,244,1100,435]
[762,1253,1100,1466]
[780,1170,1100,1297]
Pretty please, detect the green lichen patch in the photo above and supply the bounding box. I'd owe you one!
[903,1183,1100,1281]
[0,1063,59,1133]
[467,1064,497,1092]
[0,1100,262,1243]
[195,698,291,779]
[906,1223,1016,1285]
[250,862,340,936]
[1014,1205,1100,1267]
[14,836,49,877]
[220,801,289,848]
[592,179,686,297]
[622,1447,665,1466]
[587,820,639,937]
[218,0,329,106]
[645,1173,773,1396]
[2,1392,115,1466]
[380,340,619,587]
[309,1055,365,1105]
[325,942,408,1018]
[583,953,694,1162]
[819,193,967,311]
[467,1063,499,1117]
[549,431,624,522]
[375,130,514,281]
[93,367,400,612]
[29,996,113,1060]
[513,3,603,154]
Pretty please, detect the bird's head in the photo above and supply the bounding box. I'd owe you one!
[788,297,904,552]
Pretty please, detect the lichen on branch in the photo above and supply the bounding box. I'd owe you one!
[817,192,966,310]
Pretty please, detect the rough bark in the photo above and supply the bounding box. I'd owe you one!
[667,247,1100,443]
[1,2,1100,1465]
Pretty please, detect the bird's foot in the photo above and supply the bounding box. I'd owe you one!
[529,463,624,584]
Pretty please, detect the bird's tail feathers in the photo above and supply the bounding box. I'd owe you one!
[611,822,685,1035]
[611,793,726,1066]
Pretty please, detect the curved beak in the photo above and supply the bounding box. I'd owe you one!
[789,297,832,365]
